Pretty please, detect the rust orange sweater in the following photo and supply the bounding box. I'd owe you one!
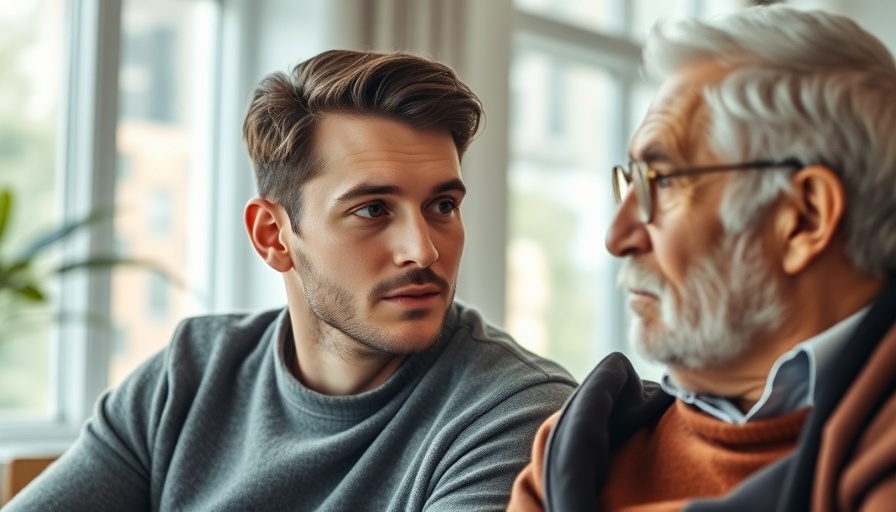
[509,400,809,512]
[601,401,810,511]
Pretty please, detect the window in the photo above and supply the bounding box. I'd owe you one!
[147,189,172,236]
[148,273,170,322]
[507,49,621,379]
[507,0,749,381]
[516,0,623,34]
[0,0,221,456]
[0,0,65,418]
[120,24,178,123]
[111,0,218,387]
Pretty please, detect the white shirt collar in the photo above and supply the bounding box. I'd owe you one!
[661,307,869,424]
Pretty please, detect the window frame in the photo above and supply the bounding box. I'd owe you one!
[0,0,123,458]
[508,3,644,374]
[0,0,228,460]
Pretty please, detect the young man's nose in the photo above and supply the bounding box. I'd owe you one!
[393,214,439,268]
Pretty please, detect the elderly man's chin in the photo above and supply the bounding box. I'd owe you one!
[626,290,784,371]
[627,316,686,367]
[621,231,786,370]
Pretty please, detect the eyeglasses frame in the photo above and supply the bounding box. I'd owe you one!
[612,158,805,222]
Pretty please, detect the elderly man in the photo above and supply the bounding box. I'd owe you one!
[509,5,896,511]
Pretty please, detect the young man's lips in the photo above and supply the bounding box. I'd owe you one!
[382,285,442,300]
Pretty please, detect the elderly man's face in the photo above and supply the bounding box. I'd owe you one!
[606,60,784,370]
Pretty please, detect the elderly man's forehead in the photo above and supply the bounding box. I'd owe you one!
[630,60,730,161]
[629,89,703,162]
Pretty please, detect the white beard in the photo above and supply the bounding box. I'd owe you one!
[617,231,785,369]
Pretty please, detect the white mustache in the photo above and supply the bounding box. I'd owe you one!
[617,259,666,297]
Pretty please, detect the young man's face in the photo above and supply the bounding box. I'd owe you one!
[287,114,465,355]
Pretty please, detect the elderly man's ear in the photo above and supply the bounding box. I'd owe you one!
[245,198,296,273]
[773,165,846,275]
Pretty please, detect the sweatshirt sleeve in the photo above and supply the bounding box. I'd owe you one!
[422,384,571,512]
[4,348,170,512]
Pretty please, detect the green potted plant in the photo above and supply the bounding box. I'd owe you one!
[0,186,178,339]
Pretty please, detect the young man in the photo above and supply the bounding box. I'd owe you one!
[509,6,896,511]
[8,50,575,511]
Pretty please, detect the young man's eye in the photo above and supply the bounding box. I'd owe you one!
[432,198,458,215]
[353,203,387,218]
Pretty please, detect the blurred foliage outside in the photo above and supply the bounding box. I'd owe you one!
[0,0,61,414]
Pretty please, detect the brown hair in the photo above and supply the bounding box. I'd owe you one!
[242,49,483,226]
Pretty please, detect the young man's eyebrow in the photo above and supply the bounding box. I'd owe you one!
[335,184,402,203]
[335,179,466,203]
[433,178,466,196]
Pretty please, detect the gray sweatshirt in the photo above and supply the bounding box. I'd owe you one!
[6,302,575,511]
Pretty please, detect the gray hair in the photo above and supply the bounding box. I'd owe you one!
[643,5,896,276]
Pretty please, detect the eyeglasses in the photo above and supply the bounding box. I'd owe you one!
[612,158,804,222]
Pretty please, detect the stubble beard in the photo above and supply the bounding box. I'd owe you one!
[296,250,454,359]
[617,230,785,370]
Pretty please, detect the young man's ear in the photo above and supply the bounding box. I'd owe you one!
[245,198,295,272]
[775,165,845,274]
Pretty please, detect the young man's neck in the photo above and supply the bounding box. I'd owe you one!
[289,320,407,396]
[288,334,406,396]
[285,303,407,396]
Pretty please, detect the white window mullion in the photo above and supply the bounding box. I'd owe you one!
[57,0,122,430]
[0,0,123,457]
[184,0,222,318]
[514,9,640,71]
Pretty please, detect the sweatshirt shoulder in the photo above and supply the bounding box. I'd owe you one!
[165,308,283,367]
[173,308,282,340]
[449,302,577,388]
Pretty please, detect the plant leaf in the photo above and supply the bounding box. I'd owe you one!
[0,259,31,276]
[16,208,116,260]
[54,257,184,288]
[0,260,34,289]
[11,283,46,302]
[0,188,11,249]
[0,307,111,338]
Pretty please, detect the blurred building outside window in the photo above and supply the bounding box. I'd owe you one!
[109,0,216,386]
